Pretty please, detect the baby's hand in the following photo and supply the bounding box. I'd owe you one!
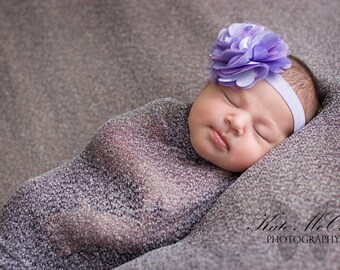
[47,197,148,256]
[46,199,100,256]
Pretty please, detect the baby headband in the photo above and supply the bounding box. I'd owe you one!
[209,22,305,132]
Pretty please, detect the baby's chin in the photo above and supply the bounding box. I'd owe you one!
[213,160,249,173]
[208,154,252,173]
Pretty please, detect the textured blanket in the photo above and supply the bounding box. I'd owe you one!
[0,0,339,269]
[0,98,237,269]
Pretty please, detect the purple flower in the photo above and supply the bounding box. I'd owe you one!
[209,22,292,89]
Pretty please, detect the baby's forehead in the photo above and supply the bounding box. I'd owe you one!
[223,81,268,99]
[228,80,290,114]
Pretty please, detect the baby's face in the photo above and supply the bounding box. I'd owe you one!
[188,81,293,172]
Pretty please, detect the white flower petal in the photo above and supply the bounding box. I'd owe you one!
[239,36,250,50]
[235,71,256,87]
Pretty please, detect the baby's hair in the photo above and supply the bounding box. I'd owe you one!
[282,55,323,123]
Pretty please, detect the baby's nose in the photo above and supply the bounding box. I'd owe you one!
[225,112,251,136]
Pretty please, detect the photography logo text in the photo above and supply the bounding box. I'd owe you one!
[247,200,339,261]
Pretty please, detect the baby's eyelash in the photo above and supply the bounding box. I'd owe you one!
[253,126,266,141]
[222,91,237,108]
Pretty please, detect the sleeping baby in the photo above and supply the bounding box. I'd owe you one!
[0,22,322,269]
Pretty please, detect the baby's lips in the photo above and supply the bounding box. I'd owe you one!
[220,134,230,150]
[216,129,230,150]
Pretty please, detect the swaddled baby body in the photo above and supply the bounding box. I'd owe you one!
[0,98,237,269]
[47,98,236,257]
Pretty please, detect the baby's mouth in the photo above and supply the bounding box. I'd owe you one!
[211,128,229,150]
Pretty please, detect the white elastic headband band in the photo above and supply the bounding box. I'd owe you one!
[265,73,305,132]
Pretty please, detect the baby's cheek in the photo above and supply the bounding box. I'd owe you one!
[191,136,210,162]
[237,144,266,169]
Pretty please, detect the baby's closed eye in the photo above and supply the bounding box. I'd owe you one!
[252,124,267,141]
[221,89,238,108]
